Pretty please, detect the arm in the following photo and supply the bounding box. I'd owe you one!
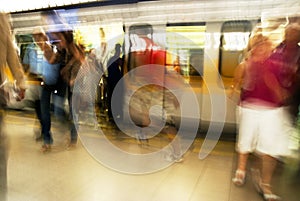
[61,45,85,86]
[42,41,63,64]
[263,69,288,104]
[229,61,245,98]
[6,32,26,91]
[1,13,26,100]
[60,56,74,84]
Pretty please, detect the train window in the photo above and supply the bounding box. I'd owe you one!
[166,23,206,76]
[15,34,34,61]
[127,23,156,72]
[219,20,252,77]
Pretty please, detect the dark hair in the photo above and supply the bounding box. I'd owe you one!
[61,30,74,44]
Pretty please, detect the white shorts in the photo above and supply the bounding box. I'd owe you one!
[236,106,291,157]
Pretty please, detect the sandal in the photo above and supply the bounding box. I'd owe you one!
[259,183,281,201]
[232,169,246,186]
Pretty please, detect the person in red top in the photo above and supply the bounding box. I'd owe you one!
[127,27,185,162]
[270,23,300,120]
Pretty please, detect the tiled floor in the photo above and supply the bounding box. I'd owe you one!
[2,109,300,201]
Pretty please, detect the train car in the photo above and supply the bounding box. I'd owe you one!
[8,0,299,136]
[121,20,260,136]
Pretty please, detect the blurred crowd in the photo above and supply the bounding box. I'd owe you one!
[0,8,299,201]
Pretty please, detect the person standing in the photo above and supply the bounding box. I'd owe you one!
[54,30,85,149]
[22,27,58,141]
[32,28,66,152]
[0,12,26,200]
[106,43,123,123]
[39,10,85,151]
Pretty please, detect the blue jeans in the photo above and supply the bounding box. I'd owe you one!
[68,87,77,143]
[40,85,66,145]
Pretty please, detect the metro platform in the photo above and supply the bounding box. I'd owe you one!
[2,108,300,201]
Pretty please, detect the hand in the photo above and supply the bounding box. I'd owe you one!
[228,85,236,99]
[16,88,26,101]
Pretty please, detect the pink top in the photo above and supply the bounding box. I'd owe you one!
[240,58,283,108]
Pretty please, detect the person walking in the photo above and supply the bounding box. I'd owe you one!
[231,24,300,201]
[0,12,26,200]
[40,10,85,151]
[106,43,123,123]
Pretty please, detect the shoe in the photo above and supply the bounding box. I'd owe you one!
[164,153,184,163]
[138,138,149,146]
[66,142,77,150]
[41,144,51,153]
[232,169,246,186]
[136,133,149,146]
[258,183,281,201]
[174,156,184,163]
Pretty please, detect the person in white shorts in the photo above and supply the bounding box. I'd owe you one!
[230,28,300,201]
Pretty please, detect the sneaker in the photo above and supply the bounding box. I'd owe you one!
[164,153,184,163]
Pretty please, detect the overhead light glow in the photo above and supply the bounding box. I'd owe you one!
[1,0,102,13]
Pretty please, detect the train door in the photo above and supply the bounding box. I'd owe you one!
[219,20,252,127]
[123,23,205,131]
[165,23,205,128]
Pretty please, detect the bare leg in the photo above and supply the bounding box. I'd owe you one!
[261,155,277,183]
[237,153,249,172]
[166,126,182,159]
[233,152,249,186]
[254,154,281,201]
[261,154,277,191]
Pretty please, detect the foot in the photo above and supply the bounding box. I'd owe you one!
[164,153,184,163]
[41,144,51,153]
[232,169,246,186]
[259,183,281,201]
[136,133,149,146]
[66,142,77,150]
[174,156,184,163]
[138,138,149,146]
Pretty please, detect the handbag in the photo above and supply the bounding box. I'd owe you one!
[0,66,20,107]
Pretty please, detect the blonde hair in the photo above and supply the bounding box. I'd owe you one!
[248,34,270,50]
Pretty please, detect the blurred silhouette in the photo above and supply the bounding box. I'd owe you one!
[276,23,300,122]
[73,48,101,127]
[106,43,123,122]
[0,12,26,200]
[39,10,85,151]
[96,27,108,70]
[173,55,181,73]
[30,26,67,152]
[231,23,300,201]
[127,24,185,162]
[22,28,44,139]
[22,27,64,141]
